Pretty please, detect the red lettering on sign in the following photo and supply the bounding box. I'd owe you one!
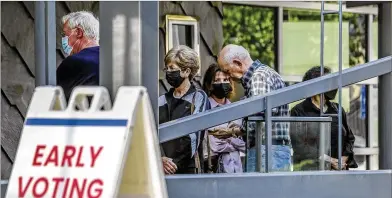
[87,179,104,198]
[44,145,59,166]
[18,176,32,197]
[76,147,85,167]
[61,146,76,167]
[32,145,46,166]
[90,146,103,167]
[18,177,104,197]
[32,177,49,197]
[31,145,104,168]
[63,177,70,198]
[52,177,64,197]
[69,178,87,198]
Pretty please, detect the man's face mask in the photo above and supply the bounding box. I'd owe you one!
[166,70,185,88]
[324,89,338,101]
[62,36,73,56]
[62,29,78,56]
[211,83,232,99]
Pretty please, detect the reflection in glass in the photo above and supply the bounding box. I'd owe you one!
[290,122,331,171]
[282,21,350,76]
[172,24,195,49]
[244,121,331,172]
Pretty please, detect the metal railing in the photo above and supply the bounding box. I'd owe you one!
[320,0,344,169]
[159,56,392,142]
[159,55,391,176]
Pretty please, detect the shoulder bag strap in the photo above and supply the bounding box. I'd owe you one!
[191,91,203,174]
[206,133,213,173]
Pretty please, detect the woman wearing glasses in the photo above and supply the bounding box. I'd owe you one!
[159,45,209,174]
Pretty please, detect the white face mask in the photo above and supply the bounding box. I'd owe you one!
[61,36,73,56]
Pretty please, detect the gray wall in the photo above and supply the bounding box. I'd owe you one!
[1,1,96,180]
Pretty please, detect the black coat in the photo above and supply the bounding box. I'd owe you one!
[290,98,358,170]
[158,85,210,173]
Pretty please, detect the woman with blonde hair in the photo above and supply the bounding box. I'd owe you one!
[159,45,209,174]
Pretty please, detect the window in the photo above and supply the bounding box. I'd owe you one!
[165,15,200,74]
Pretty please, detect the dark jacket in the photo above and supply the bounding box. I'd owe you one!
[158,85,210,173]
[57,46,100,101]
[290,98,358,170]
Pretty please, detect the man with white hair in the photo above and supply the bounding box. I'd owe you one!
[57,11,100,100]
[217,44,291,172]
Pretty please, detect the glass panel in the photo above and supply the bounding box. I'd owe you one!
[282,10,367,74]
[290,122,331,172]
[282,10,350,76]
[282,21,350,76]
[353,155,367,170]
[346,85,367,150]
[244,121,331,173]
[171,24,195,49]
[369,85,378,147]
[372,15,378,61]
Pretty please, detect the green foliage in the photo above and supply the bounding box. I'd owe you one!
[222,5,366,68]
[222,5,275,67]
[293,160,316,171]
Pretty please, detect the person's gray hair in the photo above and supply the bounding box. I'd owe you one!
[62,11,99,41]
[221,44,251,64]
[165,45,200,80]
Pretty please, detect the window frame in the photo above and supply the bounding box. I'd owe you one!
[165,15,201,75]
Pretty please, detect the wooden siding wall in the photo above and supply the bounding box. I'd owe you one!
[1,1,96,179]
[158,1,224,94]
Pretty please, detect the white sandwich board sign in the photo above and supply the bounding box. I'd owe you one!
[6,86,167,198]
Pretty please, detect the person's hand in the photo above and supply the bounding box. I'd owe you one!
[227,122,242,135]
[342,156,348,163]
[212,126,227,131]
[162,157,177,174]
[228,122,241,129]
[331,157,348,170]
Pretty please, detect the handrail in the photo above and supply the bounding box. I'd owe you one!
[159,56,392,143]
[247,116,332,122]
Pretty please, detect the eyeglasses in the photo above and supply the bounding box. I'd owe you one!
[163,67,181,72]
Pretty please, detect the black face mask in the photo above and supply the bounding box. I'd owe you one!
[211,83,233,99]
[166,70,185,88]
[324,89,338,101]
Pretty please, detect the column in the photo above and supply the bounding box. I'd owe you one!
[378,2,392,169]
[99,1,159,122]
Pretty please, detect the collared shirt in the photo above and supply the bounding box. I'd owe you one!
[241,60,290,145]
